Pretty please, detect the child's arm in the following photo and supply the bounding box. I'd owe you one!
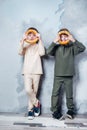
[38,40,45,56]
[46,42,57,56]
[73,40,86,55]
[46,35,60,56]
[18,34,30,55]
[18,39,25,56]
[37,34,45,56]
[68,34,86,55]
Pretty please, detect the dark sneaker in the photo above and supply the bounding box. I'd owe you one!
[66,110,75,119]
[34,102,41,117]
[28,110,34,120]
[52,111,62,119]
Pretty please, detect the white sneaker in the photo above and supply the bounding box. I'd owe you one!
[34,102,41,117]
[28,111,34,120]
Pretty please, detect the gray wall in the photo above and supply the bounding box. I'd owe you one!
[0,0,87,114]
[61,0,87,114]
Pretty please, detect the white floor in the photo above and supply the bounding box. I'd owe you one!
[0,114,87,130]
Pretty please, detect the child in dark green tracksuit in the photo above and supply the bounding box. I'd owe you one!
[46,28,86,119]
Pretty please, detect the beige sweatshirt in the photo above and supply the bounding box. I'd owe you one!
[19,41,45,75]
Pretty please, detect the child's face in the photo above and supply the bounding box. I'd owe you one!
[60,34,69,42]
[27,32,37,40]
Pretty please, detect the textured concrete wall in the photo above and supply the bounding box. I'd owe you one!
[61,0,87,114]
[0,0,87,114]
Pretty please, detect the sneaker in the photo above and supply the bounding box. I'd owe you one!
[34,102,41,117]
[52,111,62,119]
[66,110,75,119]
[28,110,34,120]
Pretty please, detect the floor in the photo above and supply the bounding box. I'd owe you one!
[0,113,87,130]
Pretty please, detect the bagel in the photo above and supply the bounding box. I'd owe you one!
[25,29,39,44]
[58,30,70,45]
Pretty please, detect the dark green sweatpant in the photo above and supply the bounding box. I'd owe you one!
[51,76,74,112]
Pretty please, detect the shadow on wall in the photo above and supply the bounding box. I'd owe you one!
[16,57,24,93]
[73,50,87,113]
[37,54,54,113]
[16,56,28,113]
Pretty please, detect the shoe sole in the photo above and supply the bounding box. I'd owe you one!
[66,114,73,119]
[34,111,40,117]
[28,116,34,120]
[59,114,73,120]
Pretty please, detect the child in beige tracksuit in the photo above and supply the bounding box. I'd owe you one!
[19,27,45,119]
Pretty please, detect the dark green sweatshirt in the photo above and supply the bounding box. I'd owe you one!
[46,40,86,76]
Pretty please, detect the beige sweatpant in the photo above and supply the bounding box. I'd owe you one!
[24,74,41,111]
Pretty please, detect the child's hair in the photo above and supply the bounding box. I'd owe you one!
[27,27,39,33]
[58,28,70,33]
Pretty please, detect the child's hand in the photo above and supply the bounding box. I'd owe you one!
[68,34,75,42]
[22,33,27,41]
[36,33,41,40]
[54,34,60,43]
[20,33,27,45]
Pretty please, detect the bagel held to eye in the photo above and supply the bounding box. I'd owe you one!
[58,30,70,45]
[25,29,39,44]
